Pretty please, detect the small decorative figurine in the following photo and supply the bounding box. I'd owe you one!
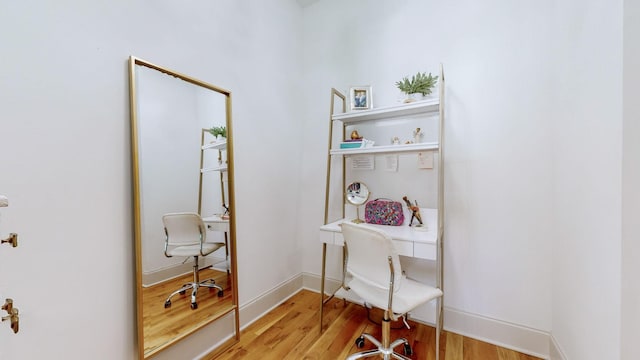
[391,136,400,145]
[413,128,423,144]
[350,130,363,140]
[402,196,423,226]
[361,138,375,148]
[221,204,230,220]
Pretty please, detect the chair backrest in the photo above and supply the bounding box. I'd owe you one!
[162,212,206,248]
[341,222,403,293]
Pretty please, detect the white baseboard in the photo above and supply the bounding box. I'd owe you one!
[302,270,343,294]
[238,273,304,328]
[444,307,549,359]
[549,334,567,360]
[302,272,551,360]
[302,270,326,292]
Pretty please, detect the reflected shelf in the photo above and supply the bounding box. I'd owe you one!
[202,140,227,151]
[201,164,228,173]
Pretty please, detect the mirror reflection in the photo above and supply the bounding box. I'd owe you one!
[346,182,369,223]
[129,57,238,359]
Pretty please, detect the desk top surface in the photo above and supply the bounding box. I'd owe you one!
[202,214,229,223]
[320,208,438,244]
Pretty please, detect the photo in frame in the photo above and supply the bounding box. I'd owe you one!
[350,86,372,110]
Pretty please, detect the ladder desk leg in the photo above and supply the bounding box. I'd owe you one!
[319,243,327,334]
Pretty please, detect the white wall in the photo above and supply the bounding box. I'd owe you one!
[299,0,555,344]
[137,65,201,275]
[548,1,623,359]
[621,0,640,358]
[0,1,303,359]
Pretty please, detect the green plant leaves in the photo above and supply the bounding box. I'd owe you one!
[395,72,438,96]
[208,126,226,138]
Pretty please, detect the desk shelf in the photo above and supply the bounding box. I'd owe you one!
[201,139,227,151]
[319,65,446,346]
[201,164,228,173]
[320,208,438,260]
[332,99,439,123]
[198,129,229,220]
[330,142,439,156]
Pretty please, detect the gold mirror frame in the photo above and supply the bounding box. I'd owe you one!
[128,56,239,359]
[345,181,369,206]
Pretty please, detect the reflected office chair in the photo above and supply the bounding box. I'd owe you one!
[162,212,225,310]
[341,222,443,360]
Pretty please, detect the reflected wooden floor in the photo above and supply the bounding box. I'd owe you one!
[143,268,233,355]
[213,290,541,360]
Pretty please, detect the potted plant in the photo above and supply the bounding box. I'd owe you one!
[208,126,226,140]
[395,72,438,102]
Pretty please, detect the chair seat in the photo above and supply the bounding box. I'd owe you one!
[347,275,442,316]
[166,242,225,257]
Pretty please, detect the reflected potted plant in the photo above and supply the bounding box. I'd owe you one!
[208,126,226,141]
[395,72,438,103]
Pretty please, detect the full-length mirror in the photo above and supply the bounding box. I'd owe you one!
[129,56,239,359]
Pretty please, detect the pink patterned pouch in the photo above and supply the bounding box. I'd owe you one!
[364,198,404,226]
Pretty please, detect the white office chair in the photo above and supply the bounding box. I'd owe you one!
[162,212,225,310]
[341,222,443,360]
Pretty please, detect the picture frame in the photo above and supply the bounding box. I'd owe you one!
[349,86,372,111]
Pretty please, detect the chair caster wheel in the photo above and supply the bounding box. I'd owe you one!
[164,300,171,308]
[355,336,365,348]
[217,290,224,297]
[191,302,198,310]
[179,290,186,295]
[403,343,413,356]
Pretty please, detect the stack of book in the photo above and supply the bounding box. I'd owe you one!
[339,139,363,149]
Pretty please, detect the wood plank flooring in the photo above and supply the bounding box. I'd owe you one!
[212,290,541,360]
[143,268,233,356]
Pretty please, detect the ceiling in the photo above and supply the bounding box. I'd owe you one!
[296,0,321,7]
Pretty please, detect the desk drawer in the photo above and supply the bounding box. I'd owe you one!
[319,230,336,245]
[394,241,413,257]
[334,232,344,246]
[207,223,229,232]
[414,242,437,260]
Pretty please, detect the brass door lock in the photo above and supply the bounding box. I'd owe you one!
[1,233,17,248]
[1,299,19,334]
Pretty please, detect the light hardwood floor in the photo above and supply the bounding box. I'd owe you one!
[143,268,233,356]
[212,290,541,360]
